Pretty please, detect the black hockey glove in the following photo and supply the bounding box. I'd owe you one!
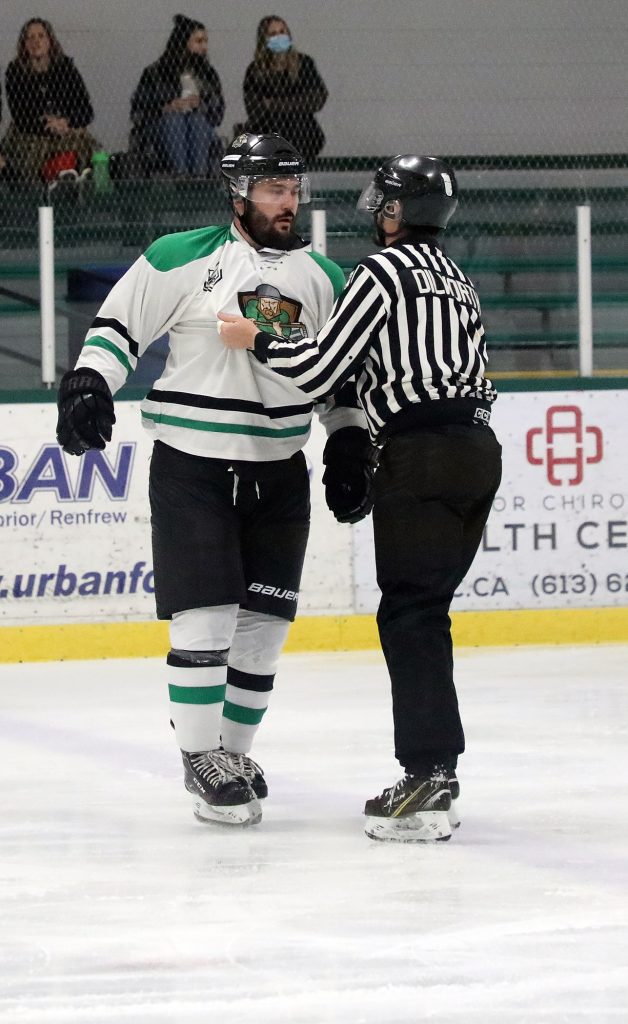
[56,368,115,456]
[322,426,378,525]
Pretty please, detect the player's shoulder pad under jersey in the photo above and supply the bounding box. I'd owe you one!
[306,251,346,300]
[144,224,233,273]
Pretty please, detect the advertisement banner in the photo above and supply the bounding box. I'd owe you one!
[0,403,154,624]
[354,389,628,612]
[0,403,351,625]
[2,390,627,625]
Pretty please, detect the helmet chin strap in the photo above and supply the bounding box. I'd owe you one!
[236,200,264,247]
[375,212,408,247]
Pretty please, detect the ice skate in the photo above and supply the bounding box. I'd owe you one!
[364,767,452,842]
[182,749,262,826]
[220,750,268,800]
[448,771,460,830]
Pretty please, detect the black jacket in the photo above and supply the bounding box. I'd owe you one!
[243,53,327,160]
[5,56,94,134]
[131,57,225,131]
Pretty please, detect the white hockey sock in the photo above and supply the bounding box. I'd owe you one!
[221,667,274,754]
[167,651,227,753]
[168,605,239,753]
[220,610,289,754]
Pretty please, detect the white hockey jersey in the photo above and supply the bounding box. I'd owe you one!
[76,221,361,461]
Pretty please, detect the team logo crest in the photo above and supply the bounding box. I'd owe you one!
[203,268,223,292]
[232,134,248,148]
[238,284,306,340]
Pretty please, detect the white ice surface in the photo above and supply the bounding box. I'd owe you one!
[1,645,627,1024]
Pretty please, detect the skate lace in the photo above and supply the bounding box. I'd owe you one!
[221,751,263,782]
[383,779,404,812]
[381,768,447,812]
[189,751,236,785]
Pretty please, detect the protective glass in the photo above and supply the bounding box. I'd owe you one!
[357,181,384,213]
[235,174,311,204]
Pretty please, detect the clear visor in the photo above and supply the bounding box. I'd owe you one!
[234,174,311,204]
[357,181,384,213]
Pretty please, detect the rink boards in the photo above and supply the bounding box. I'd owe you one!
[1,380,628,660]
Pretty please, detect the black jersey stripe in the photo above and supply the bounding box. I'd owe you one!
[379,285,410,413]
[268,276,386,395]
[360,363,388,428]
[263,237,496,440]
[361,257,400,304]
[145,389,313,419]
[305,294,387,396]
[91,317,140,358]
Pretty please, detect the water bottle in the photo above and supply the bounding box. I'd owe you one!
[92,150,112,193]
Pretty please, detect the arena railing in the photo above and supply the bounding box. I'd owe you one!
[1,153,628,390]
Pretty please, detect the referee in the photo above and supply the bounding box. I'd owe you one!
[219,154,503,843]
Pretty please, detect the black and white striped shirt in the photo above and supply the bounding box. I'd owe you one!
[254,237,497,441]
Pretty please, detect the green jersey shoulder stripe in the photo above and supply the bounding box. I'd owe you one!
[307,251,346,300]
[145,224,233,273]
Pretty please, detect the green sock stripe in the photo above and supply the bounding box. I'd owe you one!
[222,700,268,726]
[168,683,226,705]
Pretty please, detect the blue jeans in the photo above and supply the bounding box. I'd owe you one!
[159,111,216,176]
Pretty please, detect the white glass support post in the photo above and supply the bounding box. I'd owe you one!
[577,204,593,377]
[39,205,56,388]
[310,208,327,256]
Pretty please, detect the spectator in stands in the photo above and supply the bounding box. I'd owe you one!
[242,16,327,162]
[130,14,225,178]
[0,77,6,176]
[2,18,97,183]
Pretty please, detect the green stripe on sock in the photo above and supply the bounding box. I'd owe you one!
[222,700,267,725]
[168,683,226,705]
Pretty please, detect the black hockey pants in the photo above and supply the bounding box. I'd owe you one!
[372,423,502,774]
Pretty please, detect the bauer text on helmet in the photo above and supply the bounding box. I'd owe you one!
[221,132,311,205]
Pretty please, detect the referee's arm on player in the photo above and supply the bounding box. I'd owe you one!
[218,263,389,400]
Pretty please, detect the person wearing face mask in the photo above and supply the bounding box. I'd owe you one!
[243,16,328,161]
[55,133,371,829]
[0,78,6,177]
[130,14,225,177]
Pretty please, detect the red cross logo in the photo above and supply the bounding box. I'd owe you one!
[526,405,603,486]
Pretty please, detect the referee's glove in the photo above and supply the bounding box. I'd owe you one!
[322,427,378,524]
[56,368,116,456]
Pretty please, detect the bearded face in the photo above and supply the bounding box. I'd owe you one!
[243,202,299,250]
[258,297,281,319]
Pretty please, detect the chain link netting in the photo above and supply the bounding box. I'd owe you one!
[1,31,628,388]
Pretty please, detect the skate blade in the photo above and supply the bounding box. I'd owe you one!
[191,794,262,827]
[448,801,461,829]
[365,810,452,843]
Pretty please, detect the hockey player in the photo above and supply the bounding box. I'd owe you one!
[55,132,374,827]
[218,154,503,842]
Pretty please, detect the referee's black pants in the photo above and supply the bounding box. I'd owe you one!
[372,423,502,775]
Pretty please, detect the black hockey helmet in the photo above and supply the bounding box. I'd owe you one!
[357,155,458,231]
[221,132,310,203]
